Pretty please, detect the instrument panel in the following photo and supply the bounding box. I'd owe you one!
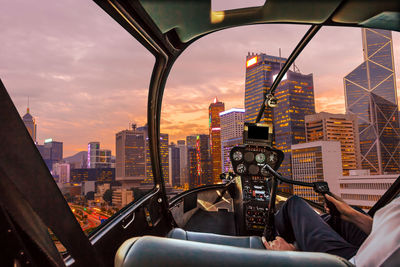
[230,145,284,232]
[230,145,284,177]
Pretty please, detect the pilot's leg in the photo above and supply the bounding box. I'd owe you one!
[324,206,368,247]
[274,195,358,259]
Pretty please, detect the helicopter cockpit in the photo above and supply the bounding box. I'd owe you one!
[1,1,400,267]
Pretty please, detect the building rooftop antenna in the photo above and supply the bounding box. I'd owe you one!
[293,61,301,73]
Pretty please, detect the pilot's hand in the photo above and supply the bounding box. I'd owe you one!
[325,194,354,222]
[325,194,373,234]
[262,236,296,251]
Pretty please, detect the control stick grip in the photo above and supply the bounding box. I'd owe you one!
[313,182,341,233]
[324,192,342,233]
[324,192,340,217]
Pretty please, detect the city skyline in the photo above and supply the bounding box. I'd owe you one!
[2,1,400,157]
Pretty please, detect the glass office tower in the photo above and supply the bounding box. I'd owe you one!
[344,29,400,174]
[273,70,315,193]
[208,98,225,184]
[245,53,315,193]
[245,53,286,123]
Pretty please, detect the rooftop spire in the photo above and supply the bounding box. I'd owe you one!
[213,97,218,104]
[27,96,30,113]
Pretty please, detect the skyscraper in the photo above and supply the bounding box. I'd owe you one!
[115,125,146,188]
[244,53,315,193]
[245,53,286,123]
[37,139,63,171]
[273,70,315,189]
[168,143,180,187]
[220,108,245,173]
[186,135,197,148]
[176,140,188,188]
[87,142,112,169]
[186,135,198,189]
[196,134,212,187]
[305,112,361,175]
[209,97,225,184]
[344,29,400,174]
[292,141,342,205]
[137,125,169,186]
[187,146,198,189]
[22,107,37,143]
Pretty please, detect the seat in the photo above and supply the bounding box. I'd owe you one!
[115,236,353,267]
[167,228,265,249]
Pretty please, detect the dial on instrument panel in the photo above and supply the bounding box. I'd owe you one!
[248,164,259,175]
[268,152,277,164]
[260,166,270,176]
[255,153,266,163]
[236,163,246,174]
[244,152,255,162]
[232,151,243,161]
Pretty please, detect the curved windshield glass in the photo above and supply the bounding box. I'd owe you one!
[162,25,400,211]
[0,0,154,246]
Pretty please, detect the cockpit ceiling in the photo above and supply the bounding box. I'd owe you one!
[136,0,400,43]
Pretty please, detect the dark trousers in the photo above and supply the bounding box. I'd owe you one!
[274,196,368,259]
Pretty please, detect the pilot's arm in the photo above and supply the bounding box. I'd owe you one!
[325,194,373,235]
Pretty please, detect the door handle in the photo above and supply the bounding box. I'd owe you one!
[121,212,135,229]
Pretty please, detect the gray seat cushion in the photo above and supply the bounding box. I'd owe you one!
[115,236,353,267]
[167,228,266,249]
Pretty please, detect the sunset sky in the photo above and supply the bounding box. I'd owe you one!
[1,1,400,157]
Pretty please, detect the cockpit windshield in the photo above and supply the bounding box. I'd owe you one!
[162,24,400,206]
[1,0,400,260]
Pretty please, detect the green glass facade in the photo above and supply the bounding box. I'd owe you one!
[344,29,400,174]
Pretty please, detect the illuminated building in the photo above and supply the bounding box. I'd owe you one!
[339,170,397,210]
[196,134,212,187]
[209,97,225,183]
[115,124,146,188]
[273,70,315,193]
[186,135,199,189]
[70,168,115,183]
[244,52,286,123]
[187,146,198,189]
[137,125,169,187]
[186,135,197,148]
[244,52,315,193]
[87,142,112,168]
[344,29,400,174]
[177,140,188,187]
[220,108,245,172]
[169,143,181,187]
[305,112,361,176]
[22,106,37,143]
[292,141,342,205]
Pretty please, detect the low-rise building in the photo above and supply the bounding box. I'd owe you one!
[339,170,398,210]
[112,187,133,209]
[291,141,342,205]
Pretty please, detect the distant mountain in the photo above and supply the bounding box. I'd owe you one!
[63,151,87,169]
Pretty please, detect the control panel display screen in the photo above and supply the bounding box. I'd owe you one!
[248,125,269,140]
[243,122,272,146]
